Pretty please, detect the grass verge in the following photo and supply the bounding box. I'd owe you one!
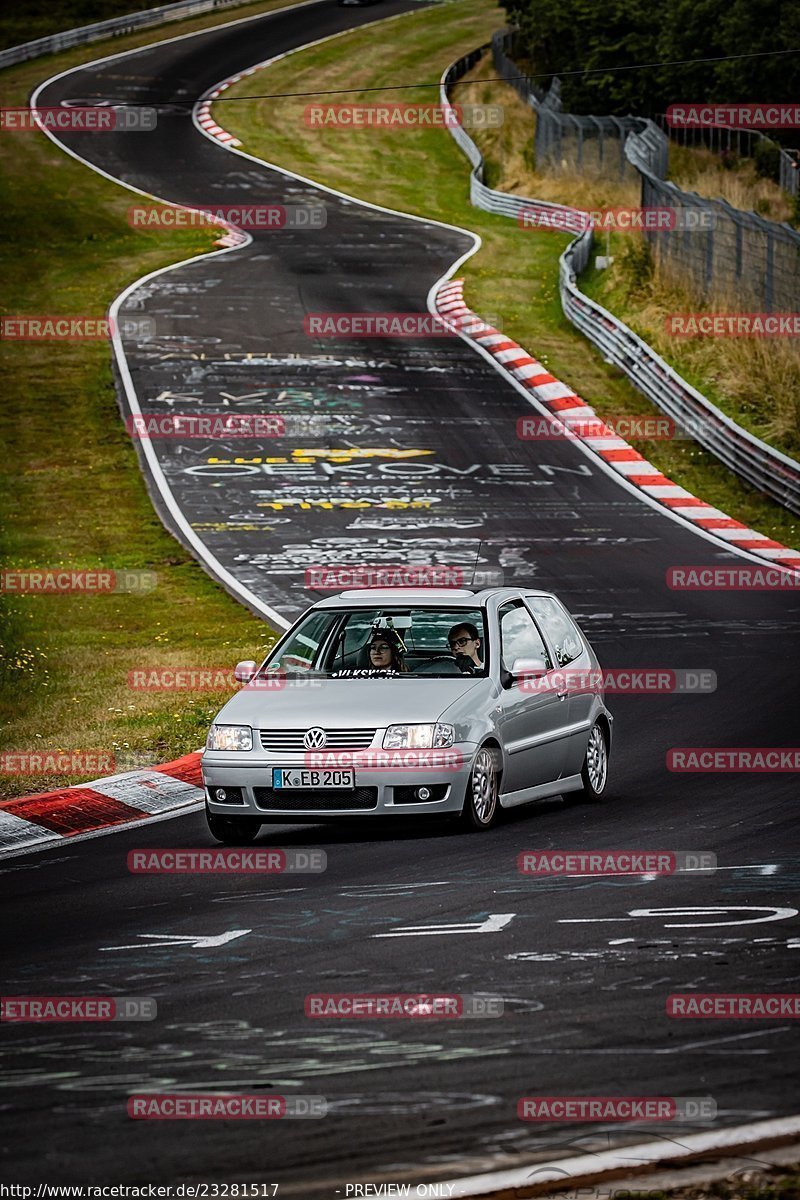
[1,0,187,53]
[0,0,302,799]
[457,49,800,462]
[218,0,798,550]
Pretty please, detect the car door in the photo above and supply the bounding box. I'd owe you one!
[496,600,569,795]
[525,595,595,778]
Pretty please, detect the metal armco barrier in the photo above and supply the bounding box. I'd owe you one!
[560,233,800,514]
[440,49,800,515]
[493,30,800,313]
[625,124,800,313]
[442,51,586,228]
[0,0,254,69]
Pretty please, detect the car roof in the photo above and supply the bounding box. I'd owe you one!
[311,587,556,609]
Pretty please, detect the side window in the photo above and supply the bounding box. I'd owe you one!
[498,602,552,671]
[267,612,336,671]
[527,597,584,666]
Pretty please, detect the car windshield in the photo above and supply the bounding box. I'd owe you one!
[261,607,488,679]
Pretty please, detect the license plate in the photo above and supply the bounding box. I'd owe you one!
[272,768,355,790]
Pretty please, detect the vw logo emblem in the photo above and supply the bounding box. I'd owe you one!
[303,727,327,750]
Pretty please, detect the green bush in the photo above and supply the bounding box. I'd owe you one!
[753,138,782,182]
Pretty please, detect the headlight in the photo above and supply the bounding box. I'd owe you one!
[383,723,455,749]
[206,724,253,752]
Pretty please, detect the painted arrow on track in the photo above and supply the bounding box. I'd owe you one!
[100,930,251,951]
[373,913,516,938]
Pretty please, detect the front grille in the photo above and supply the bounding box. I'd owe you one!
[259,728,377,753]
[253,787,378,812]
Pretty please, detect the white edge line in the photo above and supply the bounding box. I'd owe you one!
[430,285,800,570]
[27,0,349,631]
[190,7,484,251]
[41,0,777,597]
[17,0,800,871]
[6,2,469,863]
[441,1114,800,1198]
[196,28,795,572]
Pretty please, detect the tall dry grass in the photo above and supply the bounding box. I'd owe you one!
[452,55,800,459]
[601,242,800,454]
[669,144,794,225]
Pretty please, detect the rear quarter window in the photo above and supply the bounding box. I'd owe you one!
[527,597,585,666]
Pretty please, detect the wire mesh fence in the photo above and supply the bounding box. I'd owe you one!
[442,44,800,512]
[492,31,658,181]
[492,30,800,310]
[653,115,800,200]
[638,171,800,310]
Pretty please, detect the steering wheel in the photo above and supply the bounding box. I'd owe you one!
[412,656,462,676]
[453,653,478,676]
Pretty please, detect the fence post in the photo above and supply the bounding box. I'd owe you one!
[705,218,714,289]
[765,232,775,312]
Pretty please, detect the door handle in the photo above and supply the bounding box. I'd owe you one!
[556,689,568,700]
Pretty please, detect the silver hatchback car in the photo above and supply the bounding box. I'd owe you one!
[202,586,612,839]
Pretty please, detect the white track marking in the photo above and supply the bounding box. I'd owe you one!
[440,1114,800,1198]
[32,0,787,631]
[191,42,798,567]
[374,913,516,938]
[560,905,798,928]
[99,928,251,950]
[29,2,340,631]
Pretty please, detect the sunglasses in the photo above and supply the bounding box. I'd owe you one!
[449,636,474,649]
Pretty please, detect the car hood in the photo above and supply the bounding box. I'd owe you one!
[212,676,486,728]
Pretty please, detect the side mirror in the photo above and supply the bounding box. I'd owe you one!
[234,660,257,684]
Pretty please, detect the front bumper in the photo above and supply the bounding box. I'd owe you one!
[202,746,476,818]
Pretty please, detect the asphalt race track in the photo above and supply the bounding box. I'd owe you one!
[3,0,800,1192]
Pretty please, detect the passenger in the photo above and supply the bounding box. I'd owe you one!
[447,622,484,671]
[368,629,409,673]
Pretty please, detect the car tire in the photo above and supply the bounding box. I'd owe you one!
[576,721,609,801]
[205,804,262,845]
[461,745,501,831]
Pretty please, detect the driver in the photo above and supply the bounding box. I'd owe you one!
[447,622,483,672]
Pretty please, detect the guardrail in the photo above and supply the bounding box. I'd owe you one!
[559,234,800,513]
[492,30,800,311]
[440,48,800,515]
[443,51,586,228]
[0,0,252,70]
